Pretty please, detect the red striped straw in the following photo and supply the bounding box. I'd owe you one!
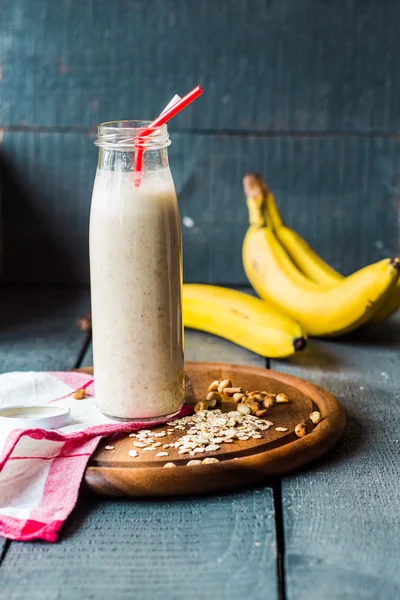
[133,85,203,187]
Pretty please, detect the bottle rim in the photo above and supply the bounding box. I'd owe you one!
[95,120,171,150]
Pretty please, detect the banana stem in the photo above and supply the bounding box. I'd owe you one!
[243,173,284,230]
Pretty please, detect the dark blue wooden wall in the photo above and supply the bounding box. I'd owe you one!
[1,0,399,283]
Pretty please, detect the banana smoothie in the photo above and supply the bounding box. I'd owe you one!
[90,144,184,419]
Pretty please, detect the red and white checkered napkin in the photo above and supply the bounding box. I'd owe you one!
[0,371,191,543]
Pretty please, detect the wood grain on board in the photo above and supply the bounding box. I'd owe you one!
[81,363,345,496]
[270,314,400,600]
[1,0,399,132]
[1,130,399,284]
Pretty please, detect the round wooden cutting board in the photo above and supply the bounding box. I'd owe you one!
[82,362,345,496]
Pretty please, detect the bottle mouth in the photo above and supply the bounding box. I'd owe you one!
[95,120,171,150]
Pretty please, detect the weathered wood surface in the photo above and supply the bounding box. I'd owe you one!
[1,0,399,132]
[0,286,90,372]
[0,290,279,600]
[2,131,399,284]
[1,490,277,600]
[270,315,400,600]
[0,286,90,566]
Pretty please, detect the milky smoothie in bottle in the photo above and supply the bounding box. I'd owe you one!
[89,123,184,420]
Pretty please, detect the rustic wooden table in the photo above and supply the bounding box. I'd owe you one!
[0,286,399,600]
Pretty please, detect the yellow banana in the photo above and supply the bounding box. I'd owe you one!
[263,180,400,322]
[242,221,400,337]
[183,284,307,358]
[275,226,343,284]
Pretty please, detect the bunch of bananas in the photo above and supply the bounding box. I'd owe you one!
[183,174,400,359]
[242,173,400,336]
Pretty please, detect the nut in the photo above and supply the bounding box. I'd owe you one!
[208,380,220,392]
[295,423,307,438]
[255,409,267,418]
[276,393,290,404]
[163,462,176,468]
[202,457,219,464]
[233,392,246,402]
[194,401,208,413]
[77,314,92,331]
[262,395,276,409]
[71,389,86,400]
[247,390,262,397]
[252,394,265,403]
[222,387,243,396]
[237,403,251,415]
[206,391,223,405]
[247,401,260,414]
[310,411,322,425]
[218,379,232,394]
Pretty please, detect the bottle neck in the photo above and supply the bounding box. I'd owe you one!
[95,120,171,174]
[97,146,170,173]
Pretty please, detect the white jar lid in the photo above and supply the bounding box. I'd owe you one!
[0,405,70,430]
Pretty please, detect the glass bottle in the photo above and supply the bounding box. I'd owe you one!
[89,121,184,420]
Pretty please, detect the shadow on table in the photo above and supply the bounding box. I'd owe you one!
[341,317,400,349]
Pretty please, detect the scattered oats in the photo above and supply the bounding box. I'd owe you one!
[104,445,114,450]
[163,444,171,449]
[193,447,206,453]
[152,442,162,447]
[205,444,220,452]
[133,441,146,448]
[128,433,137,438]
[128,450,139,457]
[140,430,152,434]
[275,427,288,432]
[154,431,167,437]
[156,452,169,457]
[187,460,202,466]
[164,462,176,468]
[202,457,219,464]
[143,446,158,451]
[178,448,191,454]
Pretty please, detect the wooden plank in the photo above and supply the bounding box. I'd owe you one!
[0,286,90,372]
[1,319,279,600]
[1,1,399,132]
[0,286,90,561]
[0,488,277,600]
[270,315,400,599]
[2,130,399,284]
